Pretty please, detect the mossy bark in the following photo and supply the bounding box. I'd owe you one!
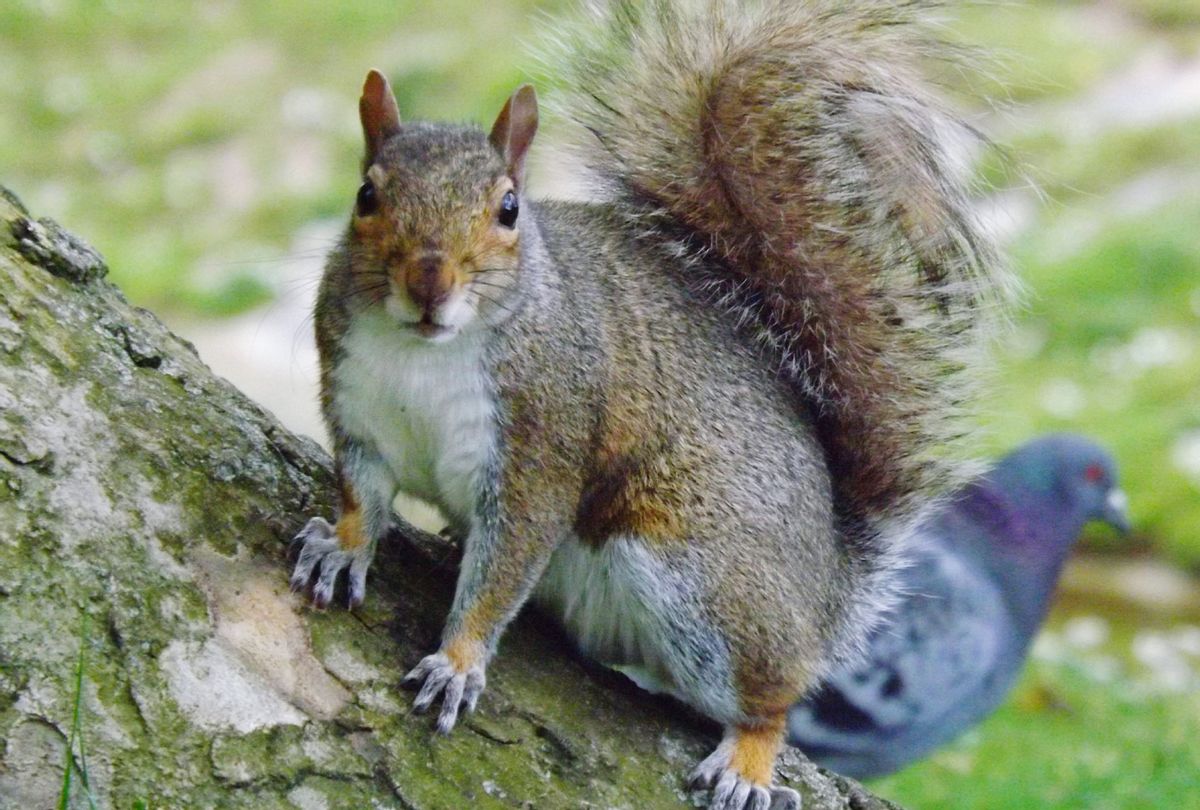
[0,186,901,810]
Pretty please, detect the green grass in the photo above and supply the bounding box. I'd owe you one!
[870,601,1200,809]
[60,615,98,810]
[947,2,1200,570]
[993,116,1200,202]
[871,659,1200,809]
[940,3,1150,106]
[1123,0,1200,28]
[0,0,563,317]
[980,190,1200,569]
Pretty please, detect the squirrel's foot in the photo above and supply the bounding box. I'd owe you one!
[403,650,487,734]
[288,516,374,609]
[689,723,800,810]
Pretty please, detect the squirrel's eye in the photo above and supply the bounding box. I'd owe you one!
[356,181,378,217]
[498,190,519,228]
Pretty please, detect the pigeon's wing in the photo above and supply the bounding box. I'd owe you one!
[788,540,1008,774]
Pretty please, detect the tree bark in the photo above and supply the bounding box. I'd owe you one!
[0,185,900,810]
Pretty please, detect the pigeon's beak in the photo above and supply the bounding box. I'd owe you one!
[1101,488,1131,534]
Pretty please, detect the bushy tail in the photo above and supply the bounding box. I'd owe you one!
[543,0,1010,579]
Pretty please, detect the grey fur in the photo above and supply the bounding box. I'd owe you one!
[294,3,1009,805]
[492,200,856,714]
[539,0,1014,661]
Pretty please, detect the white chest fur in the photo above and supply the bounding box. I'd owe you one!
[331,312,494,526]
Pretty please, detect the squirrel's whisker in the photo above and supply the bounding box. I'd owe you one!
[468,279,512,292]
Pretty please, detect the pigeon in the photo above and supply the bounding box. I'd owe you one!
[787,433,1129,780]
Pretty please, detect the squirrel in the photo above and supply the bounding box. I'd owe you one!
[288,1,1009,807]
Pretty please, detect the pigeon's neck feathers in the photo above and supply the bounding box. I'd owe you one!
[941,466,1086,637]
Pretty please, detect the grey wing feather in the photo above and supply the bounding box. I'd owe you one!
[789,540,1007,756]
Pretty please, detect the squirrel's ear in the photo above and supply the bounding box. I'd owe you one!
[489,85,538,189]
[360,69,402,165]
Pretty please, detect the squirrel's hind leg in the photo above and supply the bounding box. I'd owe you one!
[689,717,800,810]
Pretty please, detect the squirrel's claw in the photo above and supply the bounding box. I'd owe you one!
[707,777,797,810]
[288,517,371,609]
[712,773,767,810]
[289,517,334,593]
[767,789,801,810]
[403,651,486,734]
[690,743,799,810]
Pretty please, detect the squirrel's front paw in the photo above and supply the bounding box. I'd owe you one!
[403,650,487,734]
[288,516,373,609]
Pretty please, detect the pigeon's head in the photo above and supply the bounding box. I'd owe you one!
[992,433,1130,543]
[967,433,1129,634]
[940,434,1129,576]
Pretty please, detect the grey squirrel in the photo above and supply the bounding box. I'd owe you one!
[288,1,1009,807]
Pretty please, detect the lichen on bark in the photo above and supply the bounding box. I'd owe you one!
[0,186,901,809]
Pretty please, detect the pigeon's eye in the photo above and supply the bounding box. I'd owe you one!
[1084,464,1104,483]
[356,180,378,217]
[498,190,519,228]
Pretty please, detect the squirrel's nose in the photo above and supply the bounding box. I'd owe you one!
[404,252,453,312]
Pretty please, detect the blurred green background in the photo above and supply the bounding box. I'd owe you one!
[2,1,1198,808]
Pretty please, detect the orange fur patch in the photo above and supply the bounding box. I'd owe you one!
[735,666,811,722]
[335,508,368,551]
[443,632,486,671]
[728,716,787,786]
[575,455,685,545]
[442,592,504,671]
[574,432,689,547]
